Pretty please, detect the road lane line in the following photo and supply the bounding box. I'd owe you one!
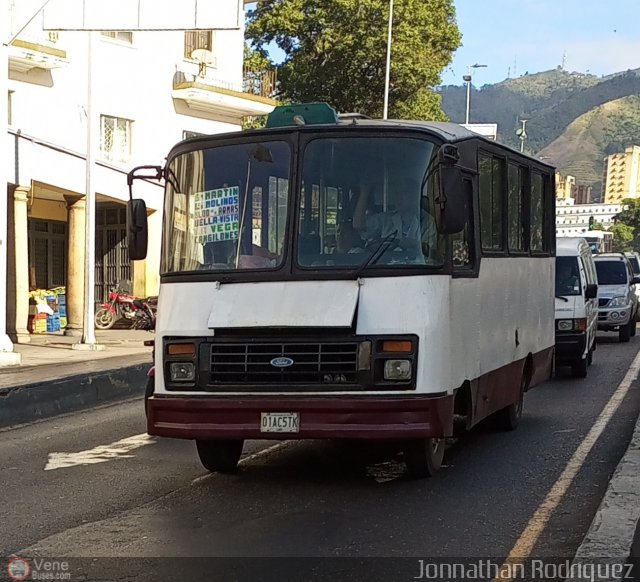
[190,442,289,485]
[493,348,640,582]
[45,433,155,471]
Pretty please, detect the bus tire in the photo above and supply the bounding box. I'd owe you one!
[631,321,637,337]
[494,373,526,431]
[403,438,444,478]
[619,323,631,343]
[571,357,588,379]
[196,440,244,473]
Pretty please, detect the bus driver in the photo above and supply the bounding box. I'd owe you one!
[353,177,438,261]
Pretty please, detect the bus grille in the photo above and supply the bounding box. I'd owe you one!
[210,342,359,384]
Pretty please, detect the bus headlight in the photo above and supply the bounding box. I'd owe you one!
[170,362,196,382]
[557,320,573,331]
[384,359,412,381]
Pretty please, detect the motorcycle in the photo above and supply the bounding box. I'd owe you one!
[95,286,157,330]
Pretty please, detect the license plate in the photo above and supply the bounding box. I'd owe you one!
[260,412,299,433]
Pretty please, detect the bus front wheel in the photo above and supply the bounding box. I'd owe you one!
[403,438,444,478]
[196,440,244,473]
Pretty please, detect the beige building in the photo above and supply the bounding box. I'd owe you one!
[603,145,640,203]
[5,0,276,342]
[556,173,577,200]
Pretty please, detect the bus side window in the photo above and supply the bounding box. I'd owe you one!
[452,178,474,269]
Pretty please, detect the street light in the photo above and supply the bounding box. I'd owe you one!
[464,63,487,125]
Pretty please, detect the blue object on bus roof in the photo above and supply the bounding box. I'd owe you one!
[266,103,339,128]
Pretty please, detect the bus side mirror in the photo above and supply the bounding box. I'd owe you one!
[435,165,466,235]
[127,199,148,261]
[585,283,598,299]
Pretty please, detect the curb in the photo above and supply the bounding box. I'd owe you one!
[567,411,640,581]
[0,363,151,428]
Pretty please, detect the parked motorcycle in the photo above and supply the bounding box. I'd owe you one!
[95,286,157,330]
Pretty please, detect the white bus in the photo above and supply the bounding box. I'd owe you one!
[127,103,556,478]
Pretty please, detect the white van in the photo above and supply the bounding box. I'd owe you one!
[555,238,599,378]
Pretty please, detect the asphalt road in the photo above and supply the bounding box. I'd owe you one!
[1,333,639,582]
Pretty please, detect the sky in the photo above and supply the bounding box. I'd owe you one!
[444,0,640,86]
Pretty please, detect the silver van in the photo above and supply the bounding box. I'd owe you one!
[594,253,640,342]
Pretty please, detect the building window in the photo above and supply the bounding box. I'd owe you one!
[101,31,133,44]
[479,153,505,251]
[100,115,132,164]
[184,30,215,60]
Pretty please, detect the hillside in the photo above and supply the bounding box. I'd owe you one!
[538,96,640,192]
[439,67,640,195]
[440,68,640,150]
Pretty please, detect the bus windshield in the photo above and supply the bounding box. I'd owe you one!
[161,135,447,275]
[297,137,445,268]
[162,140,291,273]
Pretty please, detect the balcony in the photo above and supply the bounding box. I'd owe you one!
[172,66,278,122]
[9,32,68,74]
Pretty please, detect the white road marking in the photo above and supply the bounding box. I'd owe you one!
[45,434,155,471]
[493,348,640,581]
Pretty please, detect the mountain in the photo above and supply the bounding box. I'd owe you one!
[538,96,640,187]
[439,67,640,197]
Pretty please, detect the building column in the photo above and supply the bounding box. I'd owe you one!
[64,196,85,337]
[10,187,31,343]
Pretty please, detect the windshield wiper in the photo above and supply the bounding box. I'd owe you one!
[355,230,399,278]
[555,295,569,302]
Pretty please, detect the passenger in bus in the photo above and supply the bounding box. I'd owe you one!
[353,178,437,259]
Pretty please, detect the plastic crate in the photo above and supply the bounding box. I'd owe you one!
[47,314,61,332]
[29,314,48,334]
[59,305,67,317]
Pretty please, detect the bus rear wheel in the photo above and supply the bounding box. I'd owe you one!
[494,372,526,431]
[403,438,444,478]
[196,440,244,473]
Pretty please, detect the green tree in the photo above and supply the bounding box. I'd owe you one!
[611,223,634,252]
[246,0,461,120]
[614,198,640,249]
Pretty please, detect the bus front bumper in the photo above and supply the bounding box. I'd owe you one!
[146,394,454,440]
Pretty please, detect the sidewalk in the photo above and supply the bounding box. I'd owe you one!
[569,408,640,580]
[0,329,152,389]
[0,329,153,427]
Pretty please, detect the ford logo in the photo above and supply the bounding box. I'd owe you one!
[270,357,294,368]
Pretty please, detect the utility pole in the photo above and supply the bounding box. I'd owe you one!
[0,0,21,365]
[516,119,528,152]
[382,0,393,120]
